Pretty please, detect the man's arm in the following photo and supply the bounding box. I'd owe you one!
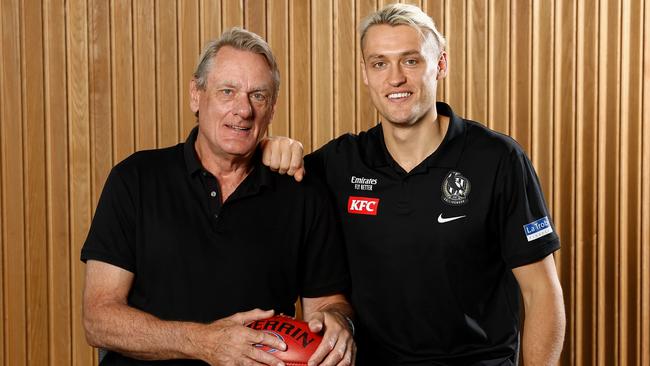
[512,254,565,366]
[260,137,305,181]
[302,294,355,366]
[83,260,287,365]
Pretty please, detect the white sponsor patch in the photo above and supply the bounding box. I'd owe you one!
[523,216,553,242]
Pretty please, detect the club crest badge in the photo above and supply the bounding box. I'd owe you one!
[441,171,471,205]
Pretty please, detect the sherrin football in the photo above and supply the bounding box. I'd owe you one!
[246,314,323,366]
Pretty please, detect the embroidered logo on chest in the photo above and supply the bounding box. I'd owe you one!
[441,171,471,206]
[347,196,379,215]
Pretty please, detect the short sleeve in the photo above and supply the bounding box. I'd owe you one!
[298,177,350,298]
[494,147,560,269]
[80,166,137,272]
[305,143,329,182]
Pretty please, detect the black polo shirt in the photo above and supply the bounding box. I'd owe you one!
[306,102,560,365]
[81,127,349,366]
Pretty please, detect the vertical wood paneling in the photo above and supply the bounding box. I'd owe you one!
[1,1,650,365]
[134,0,157,151]
[156,1,179,147]
[178,1,200,139]
[643,3,650,365]
[334,0,355,137]
[510,0,532,152]
[445,0,466,115]
[43,0,72,363]
[312,0,333,149]
[245,0,266,37]
[1,0,26,363]
[21,0,49,363]
[598,0,622,364]
[487,0,509,134]
[466,0,487,123]
[112,0,135,162]
[222,0,244,30]
[267,0,289,137]
[67,0,94,363]
[356,0,377,133]
[619,0,644,364]
[89,0,113,208]
[597,0,621,365]
[552,1,576,364]
[575,0,599,363]
[200,0,222,46]
[289,0,311,149]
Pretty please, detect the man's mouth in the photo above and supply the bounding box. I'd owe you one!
[387,92,412,100]
[226,124,252,131]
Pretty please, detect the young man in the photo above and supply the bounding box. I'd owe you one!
[263,4,565,365]
[81,28,355,366]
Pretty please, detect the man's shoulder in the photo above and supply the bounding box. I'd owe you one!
[462,118,526,158]
[311,124,381,156]
[112,143,184,178]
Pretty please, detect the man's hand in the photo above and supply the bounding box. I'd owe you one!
[304,310,355,366]
[260,136,305,181]
[195,309,288,366]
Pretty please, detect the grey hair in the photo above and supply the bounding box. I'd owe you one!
[359,3,447,56]
[193,27,280,103]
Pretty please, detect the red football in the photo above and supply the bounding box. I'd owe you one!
[246,314,323,366]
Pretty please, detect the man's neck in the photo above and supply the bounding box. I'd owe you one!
[382,112,450,173]
[194,137,253,202]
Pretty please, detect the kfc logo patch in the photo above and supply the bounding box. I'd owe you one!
[347,196,379,216]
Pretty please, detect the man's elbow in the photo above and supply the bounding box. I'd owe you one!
[82,303,107,348]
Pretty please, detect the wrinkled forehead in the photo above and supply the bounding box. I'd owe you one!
[206,47,274,88]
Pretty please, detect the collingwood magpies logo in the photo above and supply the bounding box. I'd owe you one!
[441,171,471,205]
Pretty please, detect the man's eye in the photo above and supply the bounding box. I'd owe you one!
[221,89,233,96]
[251,92,267,102]
[404,59,418,66]
[372,61,386,69]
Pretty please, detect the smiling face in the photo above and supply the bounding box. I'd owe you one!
[362,24,447,127]
[190,46,276,160]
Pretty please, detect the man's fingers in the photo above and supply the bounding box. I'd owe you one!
[278,147,292,174]
[307,333,335,366]
[245,346,286,366]
[233,308,275,325]
[294,167,305,182]
[268,140,282,171]
[247,328,287,351]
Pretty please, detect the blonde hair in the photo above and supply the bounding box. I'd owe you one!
[359,3,446,56]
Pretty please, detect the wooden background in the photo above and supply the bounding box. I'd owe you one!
[1,0,649,365]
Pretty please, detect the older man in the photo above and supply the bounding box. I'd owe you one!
[81,28,354,366]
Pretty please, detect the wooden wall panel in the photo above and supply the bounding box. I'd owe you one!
[1,1,650,365]
[43,0,72,363]
[134,0,157,151]
[312,0,334,149]
[289,0,311,150]
[22,0,49,364]
[2,0,27,364]
[267,0,289,137]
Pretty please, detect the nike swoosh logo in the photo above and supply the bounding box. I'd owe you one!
[437,214,466,223]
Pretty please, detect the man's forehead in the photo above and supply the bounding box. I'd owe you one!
[362,24,428,56]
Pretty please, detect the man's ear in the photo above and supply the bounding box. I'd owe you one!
[436,52,448,80]
[189,78,201,114]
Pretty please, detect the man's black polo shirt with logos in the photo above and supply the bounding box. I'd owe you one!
[305,102,560,366]
[81,127,349,366]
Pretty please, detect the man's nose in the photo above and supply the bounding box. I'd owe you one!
[388,64,407,87]
[233,93,253,119]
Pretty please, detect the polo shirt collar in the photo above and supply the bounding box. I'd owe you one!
[365,101,466,171]
[183,126,273,190]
